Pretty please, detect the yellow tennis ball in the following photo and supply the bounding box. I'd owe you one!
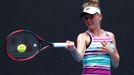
[17,44,27,53]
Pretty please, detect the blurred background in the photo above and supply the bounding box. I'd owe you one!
[0,0,134,75]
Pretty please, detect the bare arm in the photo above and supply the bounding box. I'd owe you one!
[66,33,90,62]
[100,32,120,68]
[109,33,120,68]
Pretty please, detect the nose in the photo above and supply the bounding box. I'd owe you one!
[84,18,93,25]
[85,18,92,23]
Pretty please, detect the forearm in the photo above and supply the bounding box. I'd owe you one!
[70,48,83,62]
[66,33,88,62]
[110,52,120,68]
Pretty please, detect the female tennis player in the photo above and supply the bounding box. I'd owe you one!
[66,0,120,75]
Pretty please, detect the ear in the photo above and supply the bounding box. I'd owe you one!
[99,14,103,20]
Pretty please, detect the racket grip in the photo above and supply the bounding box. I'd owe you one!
[53,43,67,48]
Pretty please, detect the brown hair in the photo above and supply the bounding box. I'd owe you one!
[82,0,100,8]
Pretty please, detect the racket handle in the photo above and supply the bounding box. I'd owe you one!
[53,43,67,48]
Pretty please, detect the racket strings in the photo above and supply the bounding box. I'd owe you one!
[21,37,29,45]
[6,29,54,61]
[26,43,33,52]
[10,37,18,46]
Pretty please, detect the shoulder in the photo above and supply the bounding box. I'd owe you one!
[77,32,89,39]
[77,32,91,42]
[105,31,115,38]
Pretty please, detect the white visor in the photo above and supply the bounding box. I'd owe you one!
[80,6,101,17]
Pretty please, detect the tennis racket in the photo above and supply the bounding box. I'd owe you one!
[5,29,67,62]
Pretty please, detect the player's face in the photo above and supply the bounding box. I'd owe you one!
[83,14,102,30]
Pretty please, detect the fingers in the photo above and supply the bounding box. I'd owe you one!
[65,40,75,51]
[97,41,108,51]
[66,40,74,45]
[66,40,75,48]
[99,41,114,54]
[101,41,107,47]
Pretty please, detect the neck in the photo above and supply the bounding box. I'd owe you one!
[89,28,104,37]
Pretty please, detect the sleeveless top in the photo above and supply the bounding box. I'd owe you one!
[82,30,115,75]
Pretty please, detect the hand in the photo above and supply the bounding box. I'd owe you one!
[65,40,76,51]
[98,41,114,55]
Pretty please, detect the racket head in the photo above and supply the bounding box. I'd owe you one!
[5,29,42,62]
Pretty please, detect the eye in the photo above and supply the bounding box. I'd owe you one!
[83,15,94,20]
[84,16,89,20]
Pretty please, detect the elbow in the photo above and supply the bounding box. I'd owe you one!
[113,55,120,68]
[113,63,119,68]
[72,52,83,62]
[74,55,83,62]
[75,59,82,62]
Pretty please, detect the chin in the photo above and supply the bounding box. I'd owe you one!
[88,26,95,30]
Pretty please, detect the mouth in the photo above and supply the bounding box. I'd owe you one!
[88,23,94,26]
